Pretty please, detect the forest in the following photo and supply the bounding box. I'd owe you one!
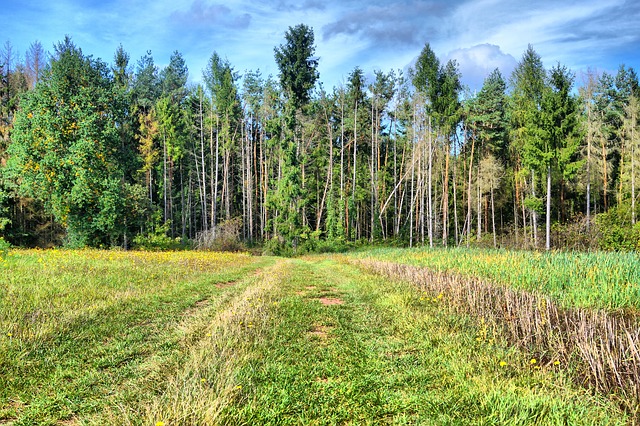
[1,24,639,253]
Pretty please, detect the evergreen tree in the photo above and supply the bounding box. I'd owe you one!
[272,24,319,247]
[541,63,581,248]
[510,45,547,247]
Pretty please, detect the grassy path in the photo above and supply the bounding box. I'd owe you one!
[147,256,627,425]
[1,251,630,424]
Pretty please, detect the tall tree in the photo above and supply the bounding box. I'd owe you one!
[540,63,581,249]
[412,43,440,246]
[272,24,319,246]
[466,69,508,244]
[204,52,241,226]
[510,45,547,248]
[7,37,136,246]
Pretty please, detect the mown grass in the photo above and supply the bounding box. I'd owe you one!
[199,257,627,424]
[350,247,640,311]
[0,249,271,424]
[0,249,630,424]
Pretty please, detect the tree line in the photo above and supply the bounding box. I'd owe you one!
[1,25,639,252]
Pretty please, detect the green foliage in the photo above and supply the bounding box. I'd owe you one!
[0,236,10,259]
[132,50,160,112]
[470,68,508,158]
[7,38,131,247]
[262,236,294,257]
[510,45,548,171]
[413,43,461,134]
[133,220,187,251]
[274,23,319,110]
[595,204,640,251]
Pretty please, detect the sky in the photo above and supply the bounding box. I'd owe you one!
[2,0,640,92]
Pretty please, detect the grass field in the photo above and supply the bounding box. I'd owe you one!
[0,249,632,424]
[349,247,640,311]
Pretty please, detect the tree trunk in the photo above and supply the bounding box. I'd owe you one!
[352,99,358,238]
[545,164,551,251]
[163,131,168,224]
[531,170,538,248]
[602,134,608,211]
[199,94,208,229]
[476,171,481,242]
[427,117,433,247]
[491,186,496,248]
[466,132,475,247]
[632,111,636,225]
[213,114,220,236]
[442,135,450,246]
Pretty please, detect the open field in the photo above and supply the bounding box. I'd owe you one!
[348,247,640,311]
[0,249,633,424]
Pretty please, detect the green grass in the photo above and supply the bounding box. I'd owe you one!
[348,246,640,311]
[0,249,272,424]
[0,249,630,424]
[215,256,626,425]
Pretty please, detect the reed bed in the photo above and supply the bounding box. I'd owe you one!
[349,258,640,419]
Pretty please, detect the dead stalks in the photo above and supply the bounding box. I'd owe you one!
[351,259,640,417]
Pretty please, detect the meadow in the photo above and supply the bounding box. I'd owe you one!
[0,248,634,424]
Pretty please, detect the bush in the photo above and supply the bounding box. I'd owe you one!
[0,237,10,259]
[133,222,188,251]
[194,218,245,252]
[262,236,294,257]
[594,205,640,251]
[262,232,352,257]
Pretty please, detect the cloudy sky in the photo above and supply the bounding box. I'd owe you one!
[3,0,640,91]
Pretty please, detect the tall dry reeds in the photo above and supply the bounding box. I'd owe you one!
[350,259,640,418]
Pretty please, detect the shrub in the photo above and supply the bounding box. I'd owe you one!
[133,222,187,251]
[0,237,10,259]
[594,205,640,251]
[194,218,245,252]
[262,236,294,257]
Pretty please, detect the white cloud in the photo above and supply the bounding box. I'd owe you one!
[444,44,516,91]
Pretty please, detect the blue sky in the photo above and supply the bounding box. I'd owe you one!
[3,0,640,91]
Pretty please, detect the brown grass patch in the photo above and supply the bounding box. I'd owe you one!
[318,297,344,306]
[309,325,334,338]
[215,280,238,289]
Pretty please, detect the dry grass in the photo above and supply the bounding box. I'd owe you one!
[349,258,640,419]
